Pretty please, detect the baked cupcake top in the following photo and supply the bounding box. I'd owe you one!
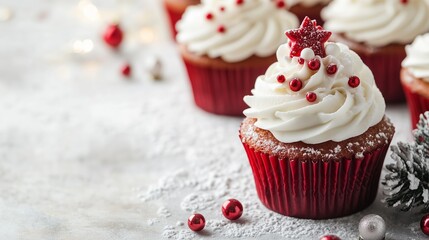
[322,0,429,47]
[286,0,330,7]
[244,17,385,144]
[176,0,299,62]
[402,33,429,82]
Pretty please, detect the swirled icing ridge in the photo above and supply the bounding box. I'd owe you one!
[243,41,385,144]
[176,0,299,62]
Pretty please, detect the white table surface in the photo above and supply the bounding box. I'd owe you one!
[0,1,425,239]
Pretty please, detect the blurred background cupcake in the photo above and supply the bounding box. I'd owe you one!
[286,0,331,24]
[163,0,200,37]
[176,0,299,116]
[240,17,395,219]
[401,33,429,128]
[322,0,429,103]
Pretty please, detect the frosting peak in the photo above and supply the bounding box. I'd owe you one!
[176,0,299,62]
[322,0,429,47]
[402,33,429,82]
[243,20,385,144]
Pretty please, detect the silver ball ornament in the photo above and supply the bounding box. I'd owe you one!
[359,214,386,240]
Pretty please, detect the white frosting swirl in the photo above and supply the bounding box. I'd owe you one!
[402,33,429,82]
[322,0,429,47]
[243,42,385,144]
[286,0,330,7]
[176,0,299,62]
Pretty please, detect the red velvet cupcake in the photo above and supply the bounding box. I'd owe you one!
[163,0,200,37]
[322,0,429,103]
[176,0,299,116]
[401,34,429,128]
[240,18,395,219]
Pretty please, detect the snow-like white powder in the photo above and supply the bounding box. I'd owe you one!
[140,155,425,239]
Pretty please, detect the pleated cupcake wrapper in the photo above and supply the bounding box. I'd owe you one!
[183,58,269,116]
[241,141,390,219]
[359,51,406,103]
[402,82,429,129]
[164,2,182,38]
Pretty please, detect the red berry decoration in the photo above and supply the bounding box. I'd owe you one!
[188,213,205,232]
[401,0,408,4]
[220,6,225,11]
[298,58,305,64]
[217,25,226,33]
[222,199,243,220]
[289,78,302,92]
[348,76,360,88]
[306,92,317,102]
[308,59,321,70]
[421,214,429,236]
[121,63,131,77]
[277,75,286,83]
[326,63,337,75]
[103,24,123,48]
[285,17,331,58]
[320,235,341,240]
[236,0,244,5]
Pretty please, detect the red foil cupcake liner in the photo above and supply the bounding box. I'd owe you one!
[182,59,269,116]
[359,51,406,103]
[241,141,390,219]
[402,82,429,128]
[164,2,182,38]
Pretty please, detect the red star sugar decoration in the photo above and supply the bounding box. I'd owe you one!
[285,17,332,58]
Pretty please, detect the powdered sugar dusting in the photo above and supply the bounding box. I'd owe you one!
[141,153,424,239]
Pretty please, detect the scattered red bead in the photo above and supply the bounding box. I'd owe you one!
[121,63,131,77]
[220,6,225,11]
[308,59,321,70]
[348,76,360,88]
[236,0,244,5]
[401,0,408,4]
[421,214,429,236]
[277,75,286,83]
[222,199,243,220]
[306,92,317,102]
[103,24,123,48]
[298,58,305,65]
[289,78,302,92]
[217,25,226,33]
[326,63,337,75]
[285,17,331,58]
[276,0,285,8]
[206,12,213,20]
[320,235,341,240]
[188,214,205,232]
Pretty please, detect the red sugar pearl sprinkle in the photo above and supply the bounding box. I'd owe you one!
[236,0,244,5]
[205,12,213,20]
[220,6,225,11]
[326,63,337,75]
[306,92,317,102]
[217,25,226,33]
[348,76,360,88]
[222,199,243,220]
[121,63,131,77]
[308,59,320,71]
[320,235,341,240]
[401,0,408,4]
[289,78,302,92]
[298,58,305,65]
[277,75,286,83]
[276,0,285,8]
[188,214,205,232]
